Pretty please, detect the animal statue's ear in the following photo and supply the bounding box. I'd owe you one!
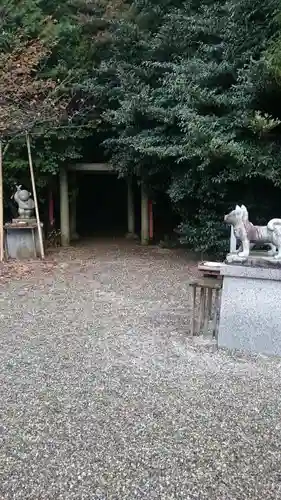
[240,205,249,220]
[235,205,243,215]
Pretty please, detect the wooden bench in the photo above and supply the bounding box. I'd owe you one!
[197,261,225,278]
[189,277,222,338]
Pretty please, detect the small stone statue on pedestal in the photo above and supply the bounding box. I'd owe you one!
[224,204,281,262]
[5,185,42,259]
[12,185,35,220]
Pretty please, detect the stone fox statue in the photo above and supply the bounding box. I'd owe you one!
[224,204,281,259]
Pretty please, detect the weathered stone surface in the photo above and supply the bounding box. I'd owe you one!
[5,223,44,259]
[222,263,281,279]
[219,264,281,356]
[226,252,281,268]
[12,185,35,219]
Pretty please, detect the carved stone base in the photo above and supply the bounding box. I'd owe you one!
[226,252,281,267]
[4,221,44,259]
[218,264,281,356]
[12,218,37,225]
[226,253,247,264]
[125,232,139,240]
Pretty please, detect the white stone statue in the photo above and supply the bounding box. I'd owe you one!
[13,185,35,219]
[224,204,281,260]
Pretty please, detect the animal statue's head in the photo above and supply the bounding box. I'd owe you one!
[18,189,31,202]
[240,204,249,222]
[224,205,246,226]
[13,185,32,203]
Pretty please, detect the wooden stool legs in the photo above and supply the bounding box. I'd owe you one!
[199,287,206,333]
[189,279,222,337]
[212,289,220,339]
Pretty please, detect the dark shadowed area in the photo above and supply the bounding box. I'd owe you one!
[76,173,128,237]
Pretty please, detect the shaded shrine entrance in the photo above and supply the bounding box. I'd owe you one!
[76,172,128,237]
[59,163,149,246]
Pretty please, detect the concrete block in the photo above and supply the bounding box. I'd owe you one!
[5,224,44,259]
[218,264,281,356]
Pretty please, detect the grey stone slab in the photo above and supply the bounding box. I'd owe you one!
[226,252,281,266]
[218,273,281,356]
[5,224,44,259]
[221,264,281,281]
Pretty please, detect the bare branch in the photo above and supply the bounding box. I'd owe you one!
[0,25,76,138]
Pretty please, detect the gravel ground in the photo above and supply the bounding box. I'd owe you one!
[1,241,281,500]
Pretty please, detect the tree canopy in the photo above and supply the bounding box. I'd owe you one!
[2,0,281,252]
[0,0,111,187]
[85,0,281,253]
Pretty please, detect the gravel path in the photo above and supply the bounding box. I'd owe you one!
[1,241,281,499]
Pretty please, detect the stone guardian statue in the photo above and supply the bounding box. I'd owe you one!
[224,204,281,260]
[13,185,35,219]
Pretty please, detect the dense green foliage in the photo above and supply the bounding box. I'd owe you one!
[2,0,281,251]
[0,0,111,203]
[87,0,281,253]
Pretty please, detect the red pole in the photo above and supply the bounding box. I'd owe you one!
[149,200,153,240]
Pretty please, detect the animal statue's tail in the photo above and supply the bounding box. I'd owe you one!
[267,218,281,232]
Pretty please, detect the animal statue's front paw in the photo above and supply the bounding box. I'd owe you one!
[268,249,276,256]
[237,251,249,258]
[234,245,242,254]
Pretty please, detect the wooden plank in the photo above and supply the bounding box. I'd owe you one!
[198,261,225,274]
[212,289,221,340]
[204,287,213,335]
[198,288,206,333]
[4,224,39,229]
[189,278,222,290]
[191,285,197,336]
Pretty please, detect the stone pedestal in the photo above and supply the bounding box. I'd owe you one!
[4,221,44,259]
[218,258,281,356]
[125,232,139,240]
